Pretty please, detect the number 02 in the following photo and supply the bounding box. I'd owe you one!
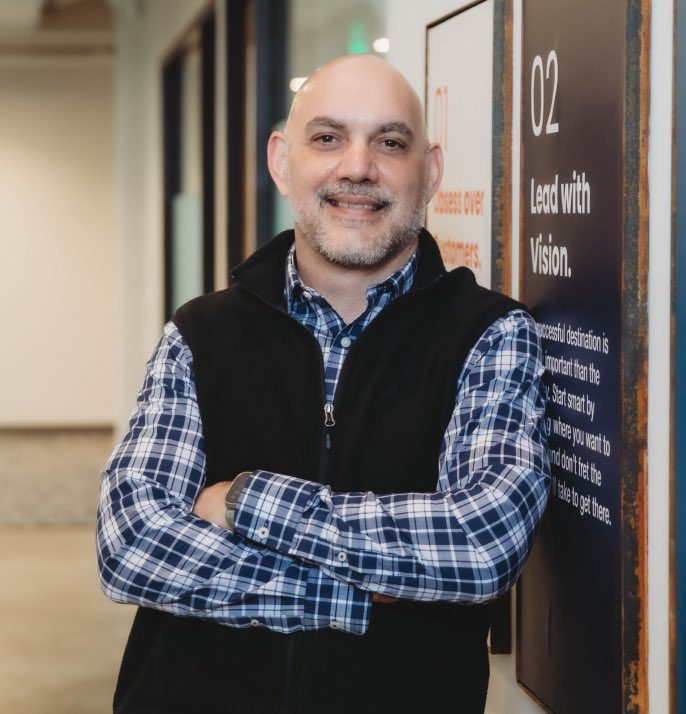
[531,50,559,136]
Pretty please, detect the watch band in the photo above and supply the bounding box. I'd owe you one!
[224,471,252,530]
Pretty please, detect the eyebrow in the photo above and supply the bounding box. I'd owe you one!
[304,116,346,133]
[304,116,415,141]
[377,121,415,139]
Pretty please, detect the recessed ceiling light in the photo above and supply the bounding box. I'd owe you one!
[373,37,390,54]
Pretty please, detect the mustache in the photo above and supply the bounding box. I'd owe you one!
[316,182,394,209]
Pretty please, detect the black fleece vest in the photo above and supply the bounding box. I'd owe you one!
[113,230,521,714]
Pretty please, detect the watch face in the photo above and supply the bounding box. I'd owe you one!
[224,482,238,508]
[224,472,251,529]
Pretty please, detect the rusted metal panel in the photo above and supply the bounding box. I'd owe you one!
[491,0,513,297]
[621,0,650,710]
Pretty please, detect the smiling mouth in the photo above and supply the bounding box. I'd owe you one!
[327,197,386,211]
[321,188,393,212]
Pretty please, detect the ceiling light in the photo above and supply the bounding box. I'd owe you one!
[373,37,390,54]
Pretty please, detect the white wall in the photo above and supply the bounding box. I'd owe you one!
[0,57,115,425]
[647,0,672,711]
[113,0,217,435]
[388,0,671,711]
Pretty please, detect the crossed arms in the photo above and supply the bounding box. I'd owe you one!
[96,310,550,635]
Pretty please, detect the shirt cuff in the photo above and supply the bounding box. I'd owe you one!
[234,470,372,635]
[303,568,371,635]
[234,470,319,552]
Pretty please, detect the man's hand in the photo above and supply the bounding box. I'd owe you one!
[193,480,232,527]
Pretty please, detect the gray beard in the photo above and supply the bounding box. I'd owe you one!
[291,183,425,269]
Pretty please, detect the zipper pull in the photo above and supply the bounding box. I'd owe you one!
[323,402,335,451]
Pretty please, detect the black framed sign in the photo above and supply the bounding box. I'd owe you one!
[517,0,648,711]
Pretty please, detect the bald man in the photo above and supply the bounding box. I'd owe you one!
[98,55,549,714]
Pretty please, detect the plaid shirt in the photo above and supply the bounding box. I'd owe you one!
[97,245,550,635]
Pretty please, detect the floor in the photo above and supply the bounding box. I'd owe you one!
[0,429,113,525]
[0,526,135,713]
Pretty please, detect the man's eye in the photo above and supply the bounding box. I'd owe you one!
[315,134,336,144]
[382,138,403,149]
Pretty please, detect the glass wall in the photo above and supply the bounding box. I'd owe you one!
[163,10,215,318]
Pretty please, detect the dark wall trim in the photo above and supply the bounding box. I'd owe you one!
[255,0,289,248]
[201,13,216,294]
[673,0,686,710]
[162,54,182,320]
[225,1,247,274]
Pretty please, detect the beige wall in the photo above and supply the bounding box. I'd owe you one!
[0,58,115,426]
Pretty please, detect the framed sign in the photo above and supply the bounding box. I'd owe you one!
[425,0,513,654]
[425,0,512,294]
[517,0,649,711]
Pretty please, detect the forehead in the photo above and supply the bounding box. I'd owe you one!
[287,60,425,138]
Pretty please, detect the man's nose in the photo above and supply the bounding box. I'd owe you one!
[335,141,378,183]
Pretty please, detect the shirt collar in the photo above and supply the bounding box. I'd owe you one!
[284,243,418,306]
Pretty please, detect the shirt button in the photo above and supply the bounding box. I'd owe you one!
[302,290,312,300]
[340,336,352,348]
[337,551,347,562]
[257,527,269,539]
[250,619,260,627]
[330,620,342,630]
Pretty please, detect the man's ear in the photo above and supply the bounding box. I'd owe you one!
[423,143,444,203]
[267,131,290,196]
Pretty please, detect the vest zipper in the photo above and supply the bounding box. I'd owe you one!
[324,401,335,428]
[321,401,336,481]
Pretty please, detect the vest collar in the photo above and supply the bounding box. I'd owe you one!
[230,228,447,308]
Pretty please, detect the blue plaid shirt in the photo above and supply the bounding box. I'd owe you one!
[97,245,550,635]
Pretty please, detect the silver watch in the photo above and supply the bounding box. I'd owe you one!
[224,471,252,530]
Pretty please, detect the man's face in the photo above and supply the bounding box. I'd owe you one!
[269,57,443,270]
